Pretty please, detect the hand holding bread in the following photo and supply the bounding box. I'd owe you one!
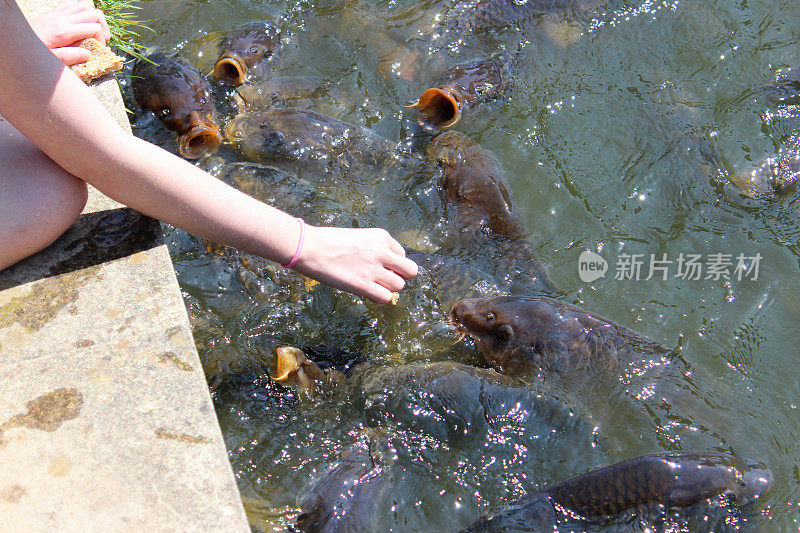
[29,2,111,66]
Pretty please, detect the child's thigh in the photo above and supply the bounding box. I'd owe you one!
[0,117,87,270]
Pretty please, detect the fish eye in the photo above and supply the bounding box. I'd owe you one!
[485,312,495,322]
[250,45,262,54]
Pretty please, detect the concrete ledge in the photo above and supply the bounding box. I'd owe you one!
[0,1,249,530]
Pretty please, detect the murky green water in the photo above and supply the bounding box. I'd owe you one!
[128,0,800,530]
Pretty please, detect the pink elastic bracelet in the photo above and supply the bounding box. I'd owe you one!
[282,217,305,269]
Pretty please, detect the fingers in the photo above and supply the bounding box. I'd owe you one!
[66,8,111,42]
[52,46,91,66]
[96,10,111,43]
[57,22,104,47]
[385,250,418,280]
[376,268,407,293]
[363,284,395,306]
[388,235,405,256]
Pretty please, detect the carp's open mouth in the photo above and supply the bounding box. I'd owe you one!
[214,55,247,85]
[448,309,470,344]
[416,87,461,133]
[178,124,222,159]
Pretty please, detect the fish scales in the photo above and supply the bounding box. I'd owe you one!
[463,452,772,531]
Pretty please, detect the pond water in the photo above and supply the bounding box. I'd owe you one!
[127,0,800,530]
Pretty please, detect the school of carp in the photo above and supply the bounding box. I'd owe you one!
[127,0,796,530]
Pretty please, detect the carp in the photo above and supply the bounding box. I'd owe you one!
[132,50,222,159]
[447,0,603,33]
[463,451,773,531]
[213,21,282,86]
[449,296,746,452]
[449,295,672,378]
[225,108,414,174]
[233,76,322,110]
[427,131,555,292]
[415,57,506,133]
[294,430,395,533]
[269,347,601,454]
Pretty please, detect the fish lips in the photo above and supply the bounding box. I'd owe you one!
[449,299,488,348]
[416,85,463,133]
[213,54,248,85]
[177,122,222,159]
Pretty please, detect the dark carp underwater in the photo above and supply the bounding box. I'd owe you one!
[224,108,417,177]
[464,451,773,532]
[428,131,556,292]
[131,50,222,159]
[444,0,604,33]
[450,295,673,377]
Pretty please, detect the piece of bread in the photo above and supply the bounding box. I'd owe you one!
[69,38,124,84]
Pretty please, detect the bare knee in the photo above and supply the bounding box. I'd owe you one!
[0,170,89,271]
[44,174,89,242]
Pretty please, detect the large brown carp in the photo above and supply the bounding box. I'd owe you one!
[463,451,773,532]
[415,57,507,133]
[448,295,740,451]
[427,131,556,292]
[213,21,282,86]
[225,108,418,176]
[449,296,671,378]
[132,50,222,159]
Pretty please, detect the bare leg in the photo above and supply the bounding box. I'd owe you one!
[0,117,88,271]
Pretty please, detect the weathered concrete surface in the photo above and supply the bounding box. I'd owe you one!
[0,1,249,531]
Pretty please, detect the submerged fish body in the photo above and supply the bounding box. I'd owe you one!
[270,349,600,455]
[295,430,395,533]
[132,50,222,159]
[449,298,746,453]
[416,57,506,132]
[731,150,800,199]
[448,0,602,31]
[234,76,322,110]
[213,21,282,85]
[427,131,555,292]
[463,451,773,532]
[225,108,411,175]
[450,295,671,378]
[428,130,526,238]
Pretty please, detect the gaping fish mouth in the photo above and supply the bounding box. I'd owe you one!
[416,86,462,133]
[178,123,222,159]
[448,309,469,344]
[213,55,247,85]
[270,346,306,382]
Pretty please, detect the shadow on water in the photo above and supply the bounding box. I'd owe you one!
[0,208,161,291]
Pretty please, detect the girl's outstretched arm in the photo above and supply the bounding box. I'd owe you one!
[0,1,416,304]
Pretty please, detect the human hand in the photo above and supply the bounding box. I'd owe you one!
[29,3,111,66]
[292,225,418,305]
